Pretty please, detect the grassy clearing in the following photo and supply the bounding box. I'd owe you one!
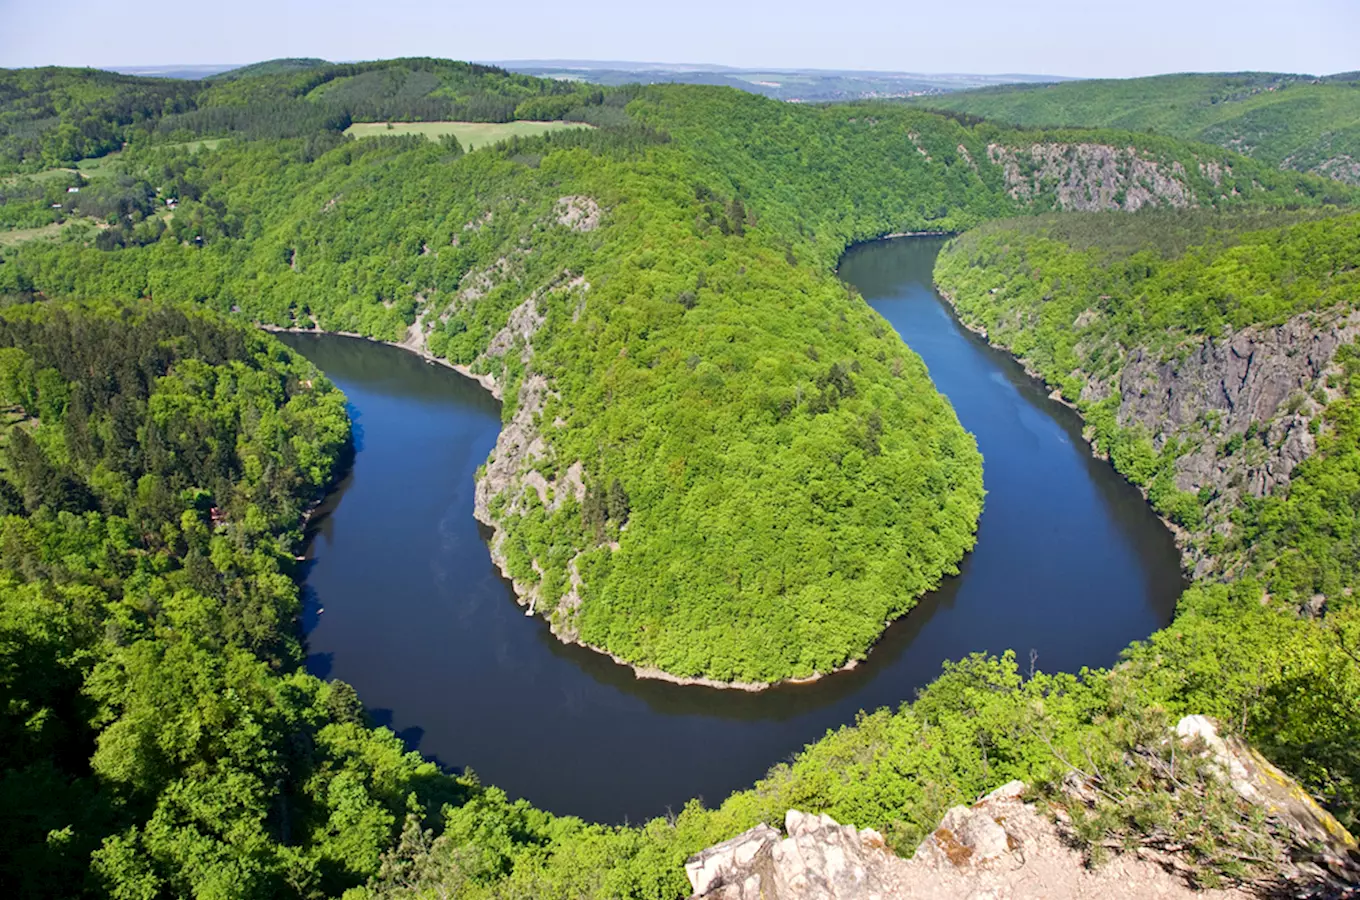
[74,152,123,176]
[344,120,592,149]
[0,219,95,248]
[154,139,227,154]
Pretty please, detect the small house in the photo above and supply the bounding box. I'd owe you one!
[66,186,80,193]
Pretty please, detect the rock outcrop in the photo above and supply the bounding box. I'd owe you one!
[987,143,1196,211]
[1099,309,1360,577]
[554,195,602,232]
[686,717,1360,900]
[687,783,1253,900]
[1176,715,1358,882]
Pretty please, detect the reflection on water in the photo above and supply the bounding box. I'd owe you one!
[279,237,1183,824]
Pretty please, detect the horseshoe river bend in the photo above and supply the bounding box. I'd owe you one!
[278,236,1184,824]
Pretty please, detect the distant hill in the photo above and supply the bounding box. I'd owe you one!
[109,63,238,79]
[908,72,1360,184]
[205,57,331,81]
[494,60,1075,103]
[111,59,333,81]
[0,58,620,172]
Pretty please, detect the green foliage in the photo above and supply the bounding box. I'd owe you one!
[0,299,473,898]
[10,80,1343,681]
[0,68,198,171]
[1230,345,1360,605]
[933,205,1360,849]
[935,208,1360,526]
[0,58,616,177]
[5,65,1360,900]
[910,72,1360,184]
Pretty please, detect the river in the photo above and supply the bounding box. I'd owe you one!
[278,236,1183,824]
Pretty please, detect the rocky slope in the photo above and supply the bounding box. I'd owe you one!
[935,212,1360,590]
[988,143,1196,212]
[685,718,1359,900]
[1108,310,1360,576]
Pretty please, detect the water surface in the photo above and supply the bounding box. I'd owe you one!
[280,236,1182,824]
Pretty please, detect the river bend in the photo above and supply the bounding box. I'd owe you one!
[280,236,1182,823]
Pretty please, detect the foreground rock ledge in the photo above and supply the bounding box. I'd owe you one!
[687,784,1257,900]
[686,718,1359,900]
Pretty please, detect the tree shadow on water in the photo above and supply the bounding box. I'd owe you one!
[307,651,334,681]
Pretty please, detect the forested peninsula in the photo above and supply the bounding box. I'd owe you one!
[3,58,1360,897]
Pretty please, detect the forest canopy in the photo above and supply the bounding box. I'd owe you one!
[2,61,1360,899]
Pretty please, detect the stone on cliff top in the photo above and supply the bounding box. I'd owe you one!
[1176,715,1357,857]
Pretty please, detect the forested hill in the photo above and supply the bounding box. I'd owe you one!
[4,80,1348,686]
[3,62,1360,897]
[906,72,1360,185]
[0,58,616,172]
[204,57,331,82]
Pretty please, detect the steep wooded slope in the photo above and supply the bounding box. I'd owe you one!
[8,85,1342,685]
[909,73,1360,185]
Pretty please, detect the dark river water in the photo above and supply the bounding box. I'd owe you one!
[278,236,1183,824]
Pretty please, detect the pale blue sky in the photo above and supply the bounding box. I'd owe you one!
[0,0,1354,78]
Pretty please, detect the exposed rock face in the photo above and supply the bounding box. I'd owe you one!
[686,782,1256,900]
[464,273,591,622]
[1176,715,1359,867]
[1282,153,1360,187]
[1107,309,1360,576]
[1314,155,1360,186]
[554,195,601,232]
[987,143,1194,211]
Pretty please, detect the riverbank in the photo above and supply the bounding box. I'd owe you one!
[263,320,874,692]
[932,284,1194,569]
[264,238,1182,696]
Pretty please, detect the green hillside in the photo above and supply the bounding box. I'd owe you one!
[205,57,331,81]
[911,72,1360,184]
[0,58,616,173]
[1,61,1359,899]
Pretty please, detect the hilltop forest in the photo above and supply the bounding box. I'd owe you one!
[1,57,1359,898]
[910,71,1360,185]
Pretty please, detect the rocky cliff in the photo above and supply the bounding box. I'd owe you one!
[685,718,1359,900]
[1103,309,1360,578]
[939,276,1360,586]
[988,143,1197,212]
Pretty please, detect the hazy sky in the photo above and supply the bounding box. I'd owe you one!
[0,0,1354,78]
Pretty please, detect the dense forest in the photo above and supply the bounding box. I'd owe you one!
[0,58,617,172]
[5,82,1346,684]
[909,72,1360,185]
[2,59,1360,898]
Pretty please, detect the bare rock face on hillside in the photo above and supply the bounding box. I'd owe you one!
[555,195,601,232]
[686,719,1360,900]
[987,143,1194,211]
[1110,309,1360,577]
[1176,715,1359,878]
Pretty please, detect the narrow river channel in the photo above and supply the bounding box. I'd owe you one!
[279,236,1184,824]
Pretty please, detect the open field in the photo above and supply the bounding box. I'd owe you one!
[0,218,100,248]
[344,120,592,149]
[0,221,72,247]
[156,138,227,154]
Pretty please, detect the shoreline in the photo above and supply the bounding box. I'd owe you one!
[931,286,1193,566]
[262,240,1180,693]
[261,320,872,692]
[258,322,502,396]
